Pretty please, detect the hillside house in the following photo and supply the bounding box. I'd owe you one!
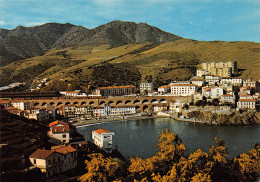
[48,121,70,144]
[29,145,77,177]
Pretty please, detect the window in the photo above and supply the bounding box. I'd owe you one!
[48,160,51,164]
[63,134,66,138]
[34,159,36,164]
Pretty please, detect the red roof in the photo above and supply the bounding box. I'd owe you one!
[222,94,232,97]
[238,99,255,102]
[49,120,68,127]
[94,129,111,135]
[29,149,55,159]
[54,145,76,154]
[51,125,70,133]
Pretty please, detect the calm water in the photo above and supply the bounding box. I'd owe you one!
[76,118,260,159]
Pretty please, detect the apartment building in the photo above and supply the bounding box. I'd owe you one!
[27,109,49,121]
[190,77,206,87]
[205,75,221,85]
[201,61,237,75]
[94,107,136,116]
[220,94,236,104]
[196,69,210,77]
[171,84,198,96]
[243,79,256,88]
[96,85,136,96]
[237,99,256,110]
[220,77,243,86]
[92,129,115,153]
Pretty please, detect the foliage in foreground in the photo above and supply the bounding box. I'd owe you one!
[80,129,260,182]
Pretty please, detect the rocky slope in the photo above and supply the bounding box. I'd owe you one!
[187,111,260,125]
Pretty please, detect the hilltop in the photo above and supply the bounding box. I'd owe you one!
[0,21,259,91]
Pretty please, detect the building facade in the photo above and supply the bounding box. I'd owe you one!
[140,83,154,93]
[48,121,70,144]
[171,84,198,96]
[237,99,256,110]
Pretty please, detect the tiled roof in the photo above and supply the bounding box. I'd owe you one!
[29,149,55,159]
[51,125,70,133]
[95,129,111,135]
[99,85,135,89]
[238,99,255,102]
[49,120,68,127]
[54,145,76,154]
[0,100,10,103]
[222,94,232,97]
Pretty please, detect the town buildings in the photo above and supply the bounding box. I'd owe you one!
[11,101,30,110]
[201,61,237,76]
[158,85,171,94]
[63,105,93,118]
[92,129,115,153]
[94,106,136,116]
[96,85,136,96]
[26,109,49,121]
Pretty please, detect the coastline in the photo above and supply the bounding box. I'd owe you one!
[73,115,168,127]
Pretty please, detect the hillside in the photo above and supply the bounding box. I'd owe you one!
[0,21,259,91]
[0,108,50,174]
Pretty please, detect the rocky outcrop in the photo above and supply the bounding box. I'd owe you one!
[187,111,260,126]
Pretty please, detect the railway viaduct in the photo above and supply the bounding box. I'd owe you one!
[30,96,190,112]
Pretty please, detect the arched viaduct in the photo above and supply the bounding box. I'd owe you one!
[30,96,180,112]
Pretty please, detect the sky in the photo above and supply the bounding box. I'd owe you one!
[0,0,259,42]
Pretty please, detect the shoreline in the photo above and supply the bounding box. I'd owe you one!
[73,115,168,127]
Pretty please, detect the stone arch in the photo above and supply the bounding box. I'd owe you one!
[99,101,106,105]
[160,99,167,103]
[34,102,39,107]
[116,100,122,105]
[73,102,78,105]
[81,101,86,106]
[151,99,158,104]
[142,99,149,104]
[125,100,131,105]
[65,102,70,106]
[57,102,63,107]
[143,105,149,111]
[134,100,140,104]
[50,102,55,106]
[41,102,47,106]
[135,106,141,112]
[89,101,94,105]
[108,101,114,105]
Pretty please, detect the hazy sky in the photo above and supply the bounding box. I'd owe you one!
[0,0,259,42]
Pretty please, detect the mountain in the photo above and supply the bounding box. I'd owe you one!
[0,21,181,66]
[0,21,259,90]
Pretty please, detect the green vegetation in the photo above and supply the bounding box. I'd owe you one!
[80,129,260,182]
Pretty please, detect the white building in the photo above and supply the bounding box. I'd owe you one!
[48,121,70,144]
[190,77,206,87]
[11,101,30,110]
[171,84,198,96]
[29,145,77,177]
[158,85,171,94]
[220,77,243,86]
[140,83,154,93]
[239,87,251,95]
[94,107,136,116]
[92,129,115,153]
[60,90,85,97]
[243,79,256,88]
[237,99,256,110]
[205,75,221,85]
[196,69,210,77]
[220,94,236,104]
[210,87,224,99]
